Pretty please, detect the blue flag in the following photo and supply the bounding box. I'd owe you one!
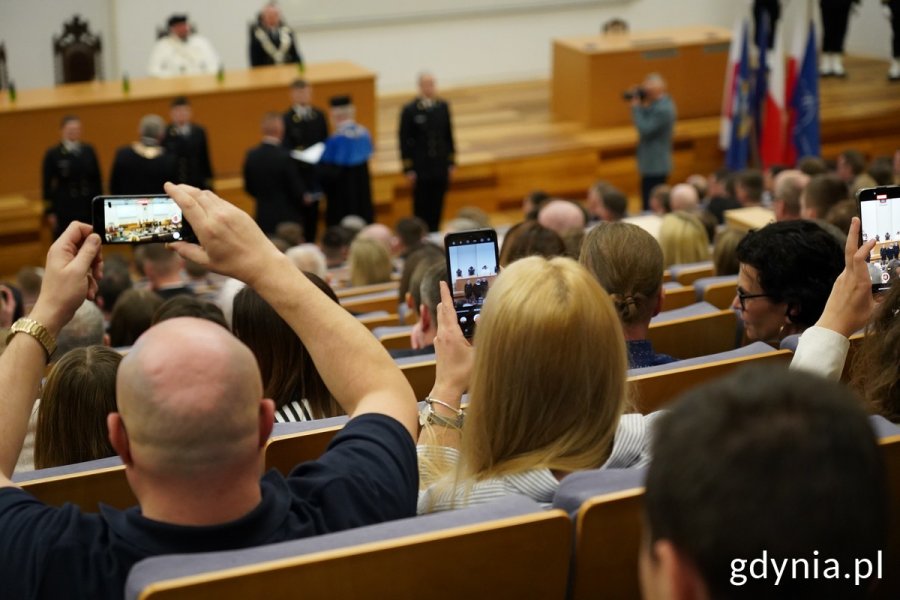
[790,22,820,160]
[726,22,752,171]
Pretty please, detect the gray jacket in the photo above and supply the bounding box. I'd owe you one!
[632,95,676,176]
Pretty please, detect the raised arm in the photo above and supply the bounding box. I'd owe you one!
[0,223,102,484]
[166,183,418,439]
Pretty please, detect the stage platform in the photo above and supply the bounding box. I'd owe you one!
[3,55,900,277]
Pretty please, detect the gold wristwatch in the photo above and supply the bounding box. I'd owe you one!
[7,318,57,360]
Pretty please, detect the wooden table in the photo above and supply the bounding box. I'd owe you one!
[551,25,731,128]
[0,62,376,197]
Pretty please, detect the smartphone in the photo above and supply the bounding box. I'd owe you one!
[444,228,500,338]
[92,195,196,244]
[857,185,900,293]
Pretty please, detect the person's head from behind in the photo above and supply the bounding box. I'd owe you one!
[649,184,671,215]
[852,277,900,422]
[275,221,304,247]
[348,237,393,286]
[54,299,106,360]
[597,184,629,222]
[867,156,893,186]
[152,295,228,329]
[35,346,122,469]
[139,114,166,144]
[523,189,550,219]
[836,148,866,184]
[357,223,395,254]
[320,225,351,268]
[824,199,858,236]
[261,111,284,142]
[286,244,328,279]
[142,243,184,289]
[232,275,341,420]
[797,156,828,176]
[658,212,709,268]
[801,173,849,220]
[399,243,443,308]
[108,288,164,348]
[733,220,843,342]
[110,319,270,499]
[395,217,428,252]
[537,199,586,236]
[461,257,627,480]
[96,265,133,317]
[734,169,763,206]
[498,220,566,268]
[414,263,447,347]
[771,169,808,221]
[669,183,699,213]
[580,222,664,339]
[712,228,745,276]
[641,367,886,600]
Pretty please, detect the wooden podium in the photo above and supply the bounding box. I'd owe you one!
[551,25,731,128]
[0,62,376,197]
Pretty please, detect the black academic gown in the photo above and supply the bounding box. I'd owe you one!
[162,124,214,189]
[243,141,305,235]
[283,105,329,242]
[249,25,302,67]
[109,143,177,196]
[41,142,103,237]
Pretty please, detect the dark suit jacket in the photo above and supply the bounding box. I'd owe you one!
[398,98,455,177]
[109,145,177,196]
[249,25,302,67]
[283,106,329,192]
[41,143,103,232]
[243,142,305,234]
[162,124,214,189]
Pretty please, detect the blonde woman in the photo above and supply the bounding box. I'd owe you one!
[580,223,676,368]
[348,237,393,287]
[658,210,710,268]
[417,256,658,512]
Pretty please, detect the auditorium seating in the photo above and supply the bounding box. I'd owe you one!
[648,302,737,359]
[342,290,401,315]
[357,311,403,329]
[628,342,792,414]
[265,416,350,475]
[124,495,572,600]
[667,260,714,286]
[692,274,738,309]
[397,355,437,400]
[372,324,414,351]
[336,280,399,299]
[660,283,695,311]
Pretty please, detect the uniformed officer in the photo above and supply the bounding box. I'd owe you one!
[398,72,456,232]
[162,96,214,189]
[41,115,102,238]
[283,79,328,242]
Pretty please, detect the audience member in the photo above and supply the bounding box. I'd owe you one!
[348,237,393,287]
[15,267,42,315]
[243,112,306,235]
[108,288,164,348]
[836,148,876,196]
[734,169,764,207]
[658,212,709,268]
[320,225,352,268]
[456,207,490,229]
[801,173,849,220]
[537,199,586,237]
[0,185,418,598]
[867,155,894,186]
[587,182,628,222]
[712,228,745,276]
[274,221,304,247]
[33,346,122,470]
[685,173,707,200]
[641,367,886,600]
[399,72,456,232]
[109,115,177,196]
[95,264,133,321]
[42,115,102,238]
[282,79,328,243]
[148,14,219,78]
[162,96,213,189]
[771,169,808,221]
[249,2,302,67]
[357,223,395,254]
[232,274,343,422]
[320,95,374,226]
[398,243,443,308]
[151,295,228,329]
[339,215,366,237]
[418,256,656,511]
[704,169,740,224]
[648,183,671,216]
[733,220,842,343]
[55,300,106,359]
[824,199,858,235]
[797,156,828,176]
[394,217,428,258]
[498,220,566,268]
[580,222,675,368]
[523,189,550,220]
[668,183,699,212]
[391,262,447,359]
[142,244,192,300]
[285,244,328,280]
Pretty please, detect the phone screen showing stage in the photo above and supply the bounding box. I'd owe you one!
[858,186,900,292]
[445,230,499,338]
[95,195,195,244]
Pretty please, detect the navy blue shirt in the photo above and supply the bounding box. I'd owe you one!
[0,413,416,600]
[627,339,677,369]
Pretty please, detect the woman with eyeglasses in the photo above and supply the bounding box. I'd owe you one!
[733,220,843,344]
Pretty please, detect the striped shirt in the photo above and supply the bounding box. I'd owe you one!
[275,399,315,423]
[417,412,661,514]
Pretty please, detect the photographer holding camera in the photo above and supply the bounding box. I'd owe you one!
[628,74,676,211]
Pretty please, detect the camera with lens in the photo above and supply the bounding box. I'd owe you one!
[622,86,647,102]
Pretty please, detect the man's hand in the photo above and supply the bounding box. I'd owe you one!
[429,281,474,405]
[815,217,878,337]
[29,222,102,336]
[165,182,286,288]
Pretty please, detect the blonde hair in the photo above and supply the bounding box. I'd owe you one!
[658,211,710,267]
[579,222,663,326]
[429,257,628,500]
[348,237,392,286]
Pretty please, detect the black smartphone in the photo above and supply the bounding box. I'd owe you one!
[857,186,900,293]
[92,194,197,244]
[444,228,500,338]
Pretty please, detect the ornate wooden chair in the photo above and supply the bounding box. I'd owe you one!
[53,15,103,84]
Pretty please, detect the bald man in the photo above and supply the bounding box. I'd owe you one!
[668,183,700,213]
[630,73,676,211]
[771,169,808,221]
[0,185,418,600]
[537,199,586,236]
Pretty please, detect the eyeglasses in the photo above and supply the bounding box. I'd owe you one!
[736,287,773,311]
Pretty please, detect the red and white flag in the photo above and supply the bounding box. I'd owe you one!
[760,26,786,167]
